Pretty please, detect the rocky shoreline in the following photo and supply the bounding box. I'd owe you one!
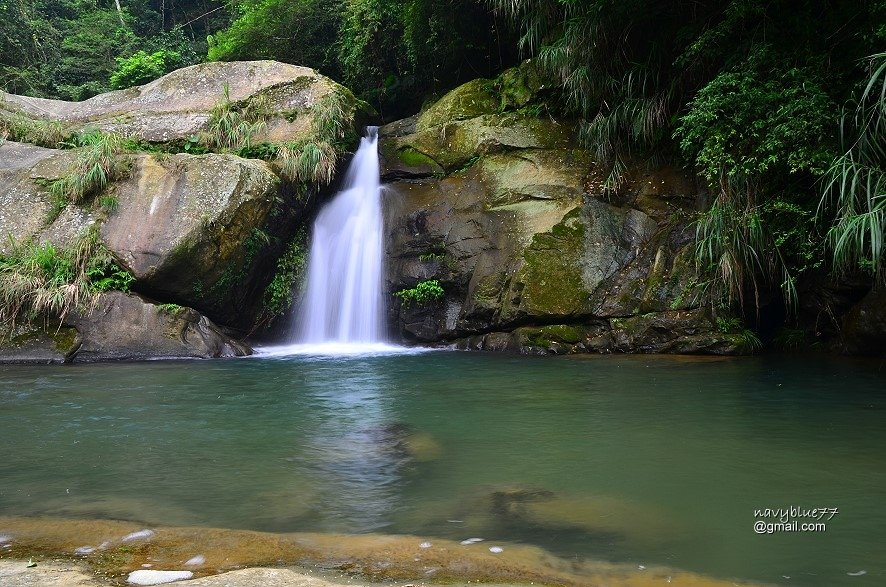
[0,517,756,587]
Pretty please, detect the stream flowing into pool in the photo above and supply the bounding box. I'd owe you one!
[1,352,884,585]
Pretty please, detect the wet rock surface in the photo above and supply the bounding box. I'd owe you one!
[0,292,249,364]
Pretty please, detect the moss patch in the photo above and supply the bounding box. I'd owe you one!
[51,327,78,352]
[397,146,438,168]
[516,208,591,317]
[518,324,586,348]
[416,79,498,131]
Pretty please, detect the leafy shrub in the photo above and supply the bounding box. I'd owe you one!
[676,53,835,181]
[395,279,444,308]
[110,50,179,90]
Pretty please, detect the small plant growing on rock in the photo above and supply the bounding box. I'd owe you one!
[395,279,444,308]
[277,140,338,186]
[157,303,186,317]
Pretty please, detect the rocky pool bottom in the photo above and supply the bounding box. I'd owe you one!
[0,516,751,587]
[1,352,884,586]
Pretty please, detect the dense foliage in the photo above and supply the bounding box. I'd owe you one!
[0,228,133,329]
[0,0,225,99]
[208,0,517,116]
[492,0,885,319]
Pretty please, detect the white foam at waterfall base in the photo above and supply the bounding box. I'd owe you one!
[256,342,430,358]
[259,127,421,357]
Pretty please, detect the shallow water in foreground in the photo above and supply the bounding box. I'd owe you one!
[0,352,884,585]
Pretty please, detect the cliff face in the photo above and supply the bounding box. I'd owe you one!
[378,66,748,354]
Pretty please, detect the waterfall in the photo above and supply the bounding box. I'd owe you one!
[293,127,386,347]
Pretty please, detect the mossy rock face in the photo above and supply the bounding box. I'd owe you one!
[591,309,740,355]
[512,324,587,353]
[416,79,499,131]
[497,58,549,109]
[479,149,590,208]
[378,71,743,355]
[381,114,575,177]
[507,209,592,319]
[0,321,78,364]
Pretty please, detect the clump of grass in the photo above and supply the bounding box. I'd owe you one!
[49,131,130,205]
[0,228,134,330]
[272,90,355,186]
[314,90,351,143]
[277,140,337,185]
[820,52,886,279]
[0,110,68,148]
[201,84,270,152]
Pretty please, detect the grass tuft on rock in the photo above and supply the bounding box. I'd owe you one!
[0,228,134,331]
[49,131,131,205]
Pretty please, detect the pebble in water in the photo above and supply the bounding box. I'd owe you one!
[126,570,193,585]
[488,546,503,554]
[184,555,205,566]
[0,535,11,544]
[122,529,155,542]
[847,570,867,576]
[419,541,432,549]
[74,546,96,555]
[459,538,484,545]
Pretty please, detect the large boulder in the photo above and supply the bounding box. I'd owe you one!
[380,68,740,354]
[0,141,282,327]
[1,61,362,145]
[0,292,249,364]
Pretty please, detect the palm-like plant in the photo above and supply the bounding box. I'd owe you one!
[820,53,886,279]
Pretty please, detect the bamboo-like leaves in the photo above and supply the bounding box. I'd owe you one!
[820,53,886,278]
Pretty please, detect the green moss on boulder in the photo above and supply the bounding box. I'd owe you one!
[416,79,499,131]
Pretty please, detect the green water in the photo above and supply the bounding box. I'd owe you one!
[1,351,884,585]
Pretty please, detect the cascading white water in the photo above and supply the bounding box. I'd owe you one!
[294,127,385,346]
